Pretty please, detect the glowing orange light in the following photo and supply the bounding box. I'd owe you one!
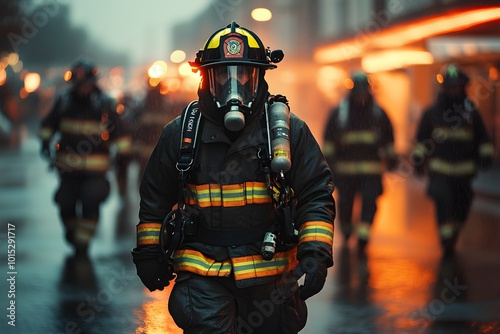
[251,8,272,22]
[489,65,499,81]
[436,73,444,84]
[344,78,354,89]
[315,7,500,64]
[19,87,28,99]
[148,60,168,79]
[116,103,125,115]
[362,49,434,73]
[0,70,6,86]
[101,131,109,141]
[24,72,41,93]
[170,50,186,63]
[64,70,72,81]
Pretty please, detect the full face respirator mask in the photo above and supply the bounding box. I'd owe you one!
[207,65,260,131]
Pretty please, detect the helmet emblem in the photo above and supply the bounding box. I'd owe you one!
[224,36,244,58]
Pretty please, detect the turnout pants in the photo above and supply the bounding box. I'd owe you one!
[169,272,307,334]
[55,173,110,246]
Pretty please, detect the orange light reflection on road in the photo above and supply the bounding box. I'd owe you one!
[135,284,182,334]
[367,252,439,332]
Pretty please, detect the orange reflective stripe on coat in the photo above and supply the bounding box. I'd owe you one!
[173,248,298,281]
[186,182,272,207]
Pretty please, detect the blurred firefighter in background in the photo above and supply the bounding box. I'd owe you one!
[323,72,397,251]
[412,64,494,256]
[132,78,182,180]
[114,92,138,196]
[39,59,132,256]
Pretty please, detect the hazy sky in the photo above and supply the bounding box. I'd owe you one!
[68,0,212,66]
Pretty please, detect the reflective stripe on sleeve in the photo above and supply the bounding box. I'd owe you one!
[298,221,334,246]
[479,142,494,157]
[137,222,162,246]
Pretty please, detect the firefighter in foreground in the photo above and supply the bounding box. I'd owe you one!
[412,64,494,256]
[132,22,335,333]
[39,59,131,256]
[323,73,396,251]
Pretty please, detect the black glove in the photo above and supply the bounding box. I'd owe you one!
[41,141,51,159]
[131,246,174,292]
[294,255,328,300]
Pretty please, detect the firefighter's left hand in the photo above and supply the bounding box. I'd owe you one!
[294,255,328,300]
[132,246,174,292]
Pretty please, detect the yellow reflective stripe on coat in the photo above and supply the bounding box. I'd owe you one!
[231,248,298,281]
[341,131,377,144]
[479,142,494,157]
[186,182,272,207]
[173,249,232,277]
[298,221,334,247]
[114,135,132,154]
[335,161,382,174]
[428,158,475,176]
[56,153,110,172]
[60,119,106,135]
[173,248,299,280]
[432,127,473,141]
[137,222,162,246]
[39,127,54,140]
[322,141,335,157]
[412,143,427,158]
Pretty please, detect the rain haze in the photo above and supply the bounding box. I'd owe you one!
[67,0,212,66]
[1,1,500,333]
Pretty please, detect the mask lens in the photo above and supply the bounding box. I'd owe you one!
[208,65,260,108]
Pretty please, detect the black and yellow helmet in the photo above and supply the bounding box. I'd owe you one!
[190,21,283,71]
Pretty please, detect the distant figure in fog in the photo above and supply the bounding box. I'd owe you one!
[132,81,182,180]
[114,92,138,196]
[39,59,132,256]
[323,72,397,251]
[412,63,494,256]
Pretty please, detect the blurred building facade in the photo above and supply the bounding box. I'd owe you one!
[170,0,500,160]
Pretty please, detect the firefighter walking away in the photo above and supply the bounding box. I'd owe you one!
[39,59,132,256]
[323,72,397,252]
[412,63,494,256]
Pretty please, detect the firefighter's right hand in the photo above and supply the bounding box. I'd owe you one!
[41,141,51,159]
[132,246,174,292]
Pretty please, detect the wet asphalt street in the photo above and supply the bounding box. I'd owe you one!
[1,137,500,334]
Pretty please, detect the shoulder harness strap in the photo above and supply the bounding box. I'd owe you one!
[177,100,202,174]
